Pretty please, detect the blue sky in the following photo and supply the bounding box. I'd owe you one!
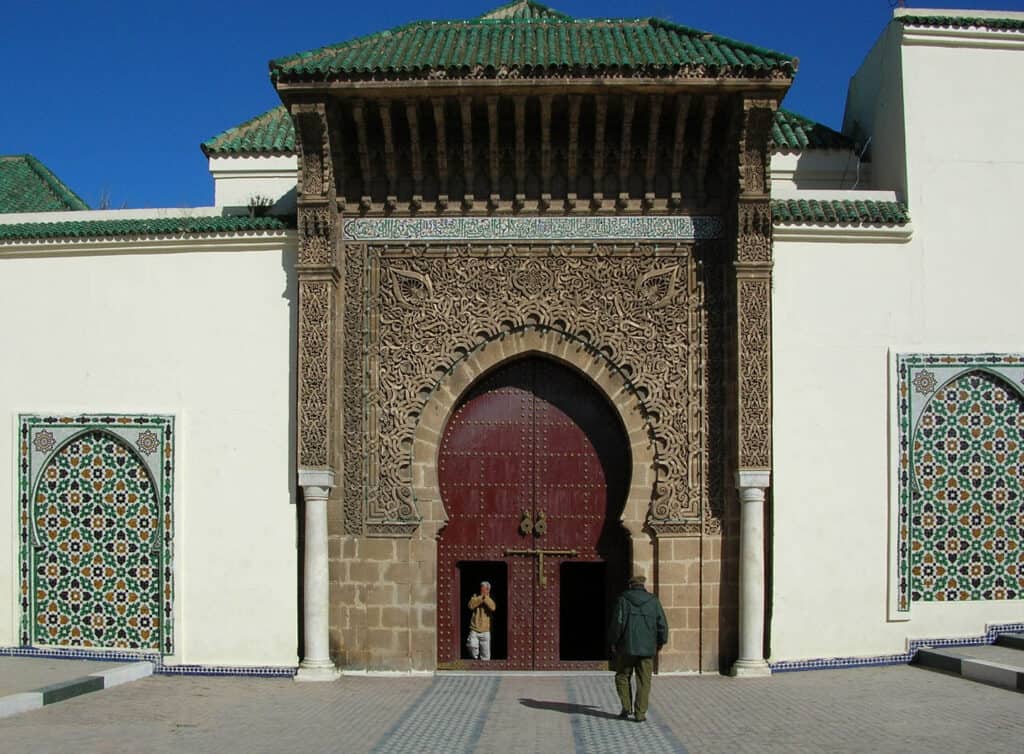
[5,0,1021,209]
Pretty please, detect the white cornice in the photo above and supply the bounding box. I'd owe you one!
[773,223,913,244]
[0,230,297,258]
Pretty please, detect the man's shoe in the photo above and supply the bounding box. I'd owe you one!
[634,715,646,723]
[618,709,631,719]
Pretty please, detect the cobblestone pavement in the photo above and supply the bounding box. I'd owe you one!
[1,665,1021,753]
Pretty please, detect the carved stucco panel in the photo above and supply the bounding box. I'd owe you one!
[736,275,771,469]
[352,243,710,533]
[298,279,333,468]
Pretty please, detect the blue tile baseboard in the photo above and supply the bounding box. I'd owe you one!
[770,621,1024,673]
[1,646,296,678]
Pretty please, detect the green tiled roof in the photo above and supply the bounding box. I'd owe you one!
[0,215,292,242]
[202,107,296,156]
[898,15,1024,32]
[270,2,796,82]
[772,199,909,226]
[207,105,844,157]
[772,109,854,152]
[0,155,89,213]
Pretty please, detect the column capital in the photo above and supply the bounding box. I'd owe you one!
[298,467,335,492]
[736,469,770,490]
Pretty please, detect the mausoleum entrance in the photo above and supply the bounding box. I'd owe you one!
[436,357,629,669]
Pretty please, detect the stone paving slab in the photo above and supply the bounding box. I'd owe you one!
[1,666,1023,753]
[0,658,125,696]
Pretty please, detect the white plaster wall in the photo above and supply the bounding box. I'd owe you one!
[209,155,299,212]
[0,240,299,667]
[771,22,1024,661]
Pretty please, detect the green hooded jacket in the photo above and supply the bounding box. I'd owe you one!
[607,586,669,658]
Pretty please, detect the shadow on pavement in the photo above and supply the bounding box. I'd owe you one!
[518,698,621,719]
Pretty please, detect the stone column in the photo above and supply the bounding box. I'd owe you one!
[296,469,339,681]
[731,470,771,677]
[729,98,777,678]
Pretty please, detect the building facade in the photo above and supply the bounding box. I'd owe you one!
[1,4,1021,676]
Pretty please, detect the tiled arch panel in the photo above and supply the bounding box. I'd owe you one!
[18,414,174,653]
[895,355,1024,614]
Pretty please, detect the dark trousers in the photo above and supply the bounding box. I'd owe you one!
[613,653,653,718]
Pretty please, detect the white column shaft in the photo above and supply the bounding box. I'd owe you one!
[731,471,771,677]
[296,472,339,682]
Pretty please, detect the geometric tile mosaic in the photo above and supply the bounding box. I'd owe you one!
[895,355,1024,614]
[18,415,174,654]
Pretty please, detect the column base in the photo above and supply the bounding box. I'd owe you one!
[294,661,341,682]
[729,659,772,678]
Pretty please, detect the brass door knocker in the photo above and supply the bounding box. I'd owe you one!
[519,509,534,536]
[534,509,548,536]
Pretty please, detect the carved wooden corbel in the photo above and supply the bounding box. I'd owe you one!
[540,95,552,210]
[378,100,398,209]
[487,96,500,210]
[696,95,718,207]
[644,95,662,209]
[514,96,526,210]
[432,98,449,209]
[566,95,581,210]
[406,100,424,210]
[460,97,475,210]
[592,95,608,209]
[618,95,635,209]
[350,100,373,210]
[670,94,691,208]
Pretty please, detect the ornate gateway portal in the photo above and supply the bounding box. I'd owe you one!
[276,1,791,675]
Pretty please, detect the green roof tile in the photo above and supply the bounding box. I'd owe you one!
[0,215,292,242]
[898,15,1024,32]
[771,199,909,226]
[0,155,89,213]
[202,107,296,156]
[207,105,844,157]
[772,109,854,152]
[270,3,796,82]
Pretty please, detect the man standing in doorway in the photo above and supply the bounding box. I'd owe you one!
[607,575,668,722]
[467,581,496,660]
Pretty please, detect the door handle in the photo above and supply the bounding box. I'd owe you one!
[519,509,534,536]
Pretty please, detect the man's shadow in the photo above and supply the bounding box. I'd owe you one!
[518,698,622,720]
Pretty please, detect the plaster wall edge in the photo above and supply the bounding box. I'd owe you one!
[772,224,913,243]
[0,232,298,258]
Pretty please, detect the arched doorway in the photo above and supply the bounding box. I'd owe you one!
[436,356,631,670]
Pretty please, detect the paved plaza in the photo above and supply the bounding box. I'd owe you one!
[1,663,1022,753]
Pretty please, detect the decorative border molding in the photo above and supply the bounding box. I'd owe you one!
[890,353,1024,617]
[18,413,175,654]
[343,215,723,242]
[772,223,913,243]
[770,621,1024,673]
[0,646,296,677]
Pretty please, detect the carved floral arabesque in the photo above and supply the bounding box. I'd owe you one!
[736,277,771,469]
[357,243,709,533]
[299,280,332,468]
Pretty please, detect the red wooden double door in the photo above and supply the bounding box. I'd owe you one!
[437,357,630,669]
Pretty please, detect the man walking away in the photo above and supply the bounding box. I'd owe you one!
[607,574,668,722]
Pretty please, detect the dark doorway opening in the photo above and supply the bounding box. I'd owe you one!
[458,561,508,660]
[559,561,608,661]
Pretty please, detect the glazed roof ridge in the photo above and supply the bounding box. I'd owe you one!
[771,198,910,227]
[0,215,293,242]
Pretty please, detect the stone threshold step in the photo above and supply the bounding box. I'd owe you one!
[0,661,154,719]
[915,644,1024,693]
